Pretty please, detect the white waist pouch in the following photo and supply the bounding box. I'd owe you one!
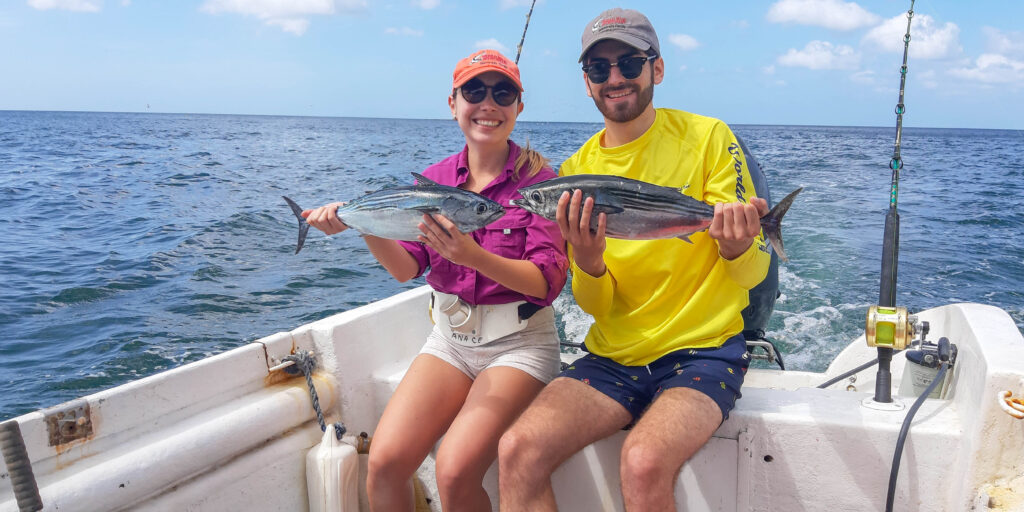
[430,291,531,347]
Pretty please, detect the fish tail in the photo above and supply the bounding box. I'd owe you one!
[760,187,803,262]
[282,196,310,254]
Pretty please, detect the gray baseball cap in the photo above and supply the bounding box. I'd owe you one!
[579,8,660,62]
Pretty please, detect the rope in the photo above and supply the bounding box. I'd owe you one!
[514,0,538,64]
[285,351,346,440]
[999,390,1024,419]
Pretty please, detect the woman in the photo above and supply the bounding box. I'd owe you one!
[302,49,567,511]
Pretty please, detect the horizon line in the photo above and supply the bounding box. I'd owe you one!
[1,108,1020,132]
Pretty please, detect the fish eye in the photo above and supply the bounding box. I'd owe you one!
[531,191,542,202]
[475,203,486,214]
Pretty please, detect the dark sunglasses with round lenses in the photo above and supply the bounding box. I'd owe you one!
[459,78,521,107]
[582,54,657,84]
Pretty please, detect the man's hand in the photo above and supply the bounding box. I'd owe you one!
[557,189,607,277]
[417,213,484,267]
[302,202,349,235]
[708,197,769,260]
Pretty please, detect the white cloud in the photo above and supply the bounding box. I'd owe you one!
[777,40,860,70]
[984,27,1024,58]
[267,18,309,35]
[474,38,510,54]
[917,69,939,89]
[731,20,750,29]
[849,69,875,84]
[766,0,879,31]
[949,53,1024,85]
[200,0,366,36]
[668,34,699,52]
[500,0,536,9]
[412,0,439,9]
[385,27,423,37]
[862,14,960,59]
[763,65,776,75]
[28,0,101,12]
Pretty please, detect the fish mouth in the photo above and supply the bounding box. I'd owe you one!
[510,198,538,214]
[486,209,507,224]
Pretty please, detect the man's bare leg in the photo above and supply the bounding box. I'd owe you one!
[498,377,632,512]
[619,387,722,511]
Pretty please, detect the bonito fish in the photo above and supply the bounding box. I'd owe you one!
[514,174,802,261]
[284,172,506,254]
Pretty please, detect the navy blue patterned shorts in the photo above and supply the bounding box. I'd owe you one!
[559,334,749,425]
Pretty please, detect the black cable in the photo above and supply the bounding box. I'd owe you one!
[817,358,880,389]
[885,361,948,512]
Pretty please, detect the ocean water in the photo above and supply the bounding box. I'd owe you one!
[1,111,1021,421]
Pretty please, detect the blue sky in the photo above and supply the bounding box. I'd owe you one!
[2,0,1023,129]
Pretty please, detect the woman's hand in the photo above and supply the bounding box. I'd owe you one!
[302,202,348,235]
[417,214,484,267]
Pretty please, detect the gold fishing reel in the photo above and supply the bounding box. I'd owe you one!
[865,305,917,350]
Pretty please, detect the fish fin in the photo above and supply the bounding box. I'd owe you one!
[759,187,803,262]
[282,196,311,255]
[406,204,452,237]
[411,172,442,186]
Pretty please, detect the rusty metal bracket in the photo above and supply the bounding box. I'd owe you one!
[43,399,94,446]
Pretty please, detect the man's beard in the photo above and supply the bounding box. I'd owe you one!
[591,78,654,123]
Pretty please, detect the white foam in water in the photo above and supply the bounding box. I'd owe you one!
[770,266,869,371]
[554,294,593,347]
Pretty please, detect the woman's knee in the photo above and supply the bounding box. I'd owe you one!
[367,444,418,486]
[434,452,485,498]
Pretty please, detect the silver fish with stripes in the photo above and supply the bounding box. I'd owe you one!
[513,174,802,261]
[284,173,506,254]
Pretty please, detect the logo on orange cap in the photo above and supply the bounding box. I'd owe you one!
[452,49,524,92]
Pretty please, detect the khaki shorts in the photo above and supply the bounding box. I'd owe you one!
[420,306,560,384]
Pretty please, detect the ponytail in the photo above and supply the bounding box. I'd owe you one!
[512,139,550,180]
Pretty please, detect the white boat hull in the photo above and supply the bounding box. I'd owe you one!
[2,285,1023,511]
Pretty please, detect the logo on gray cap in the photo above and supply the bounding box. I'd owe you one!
[580,8,660,62]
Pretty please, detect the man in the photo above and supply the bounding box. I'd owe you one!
[498,8,771,511]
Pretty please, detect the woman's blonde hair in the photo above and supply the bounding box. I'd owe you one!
[512,139,549,179]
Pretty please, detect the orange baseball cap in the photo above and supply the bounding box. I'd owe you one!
[452,49,524,92]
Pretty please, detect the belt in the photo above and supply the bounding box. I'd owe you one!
[429,291,544,347]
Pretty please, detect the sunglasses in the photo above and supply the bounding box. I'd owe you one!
[459,78,521,107]
[582,55,657,84]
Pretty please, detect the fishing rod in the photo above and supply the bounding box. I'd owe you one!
[864,0,916,405]
[514,0,538,64]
